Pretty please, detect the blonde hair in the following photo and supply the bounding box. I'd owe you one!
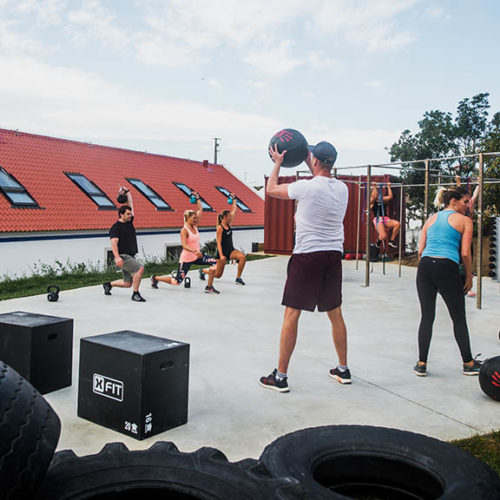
[433,186,469,209]
[433,187,447,208]
[184,210,197,222]
[217,209,231,226]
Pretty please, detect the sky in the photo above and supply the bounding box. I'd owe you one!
[0,0,499,186]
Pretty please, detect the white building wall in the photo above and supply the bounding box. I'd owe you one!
[0,228,264,278]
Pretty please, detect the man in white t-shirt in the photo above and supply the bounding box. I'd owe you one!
[259,141,351,393]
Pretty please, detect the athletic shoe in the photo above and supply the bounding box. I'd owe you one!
[204,285,220,294]
[414,362,427,377]
[198,268,205,281]
[463,357,482,376]
[259,369,289,393]
[131,292,146,302]
[329,366,351,384]
[388,241,398,249]
[329,367,352,384]
[150,275,158,289]
[103,282,112,295]
[235,277,245,285]
[375,240,382,248]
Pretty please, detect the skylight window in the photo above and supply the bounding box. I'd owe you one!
[173,182,214,211]
[0,167,38,207]
[66,173,115,209]
[215,186,252,212]
[127,178,172,210]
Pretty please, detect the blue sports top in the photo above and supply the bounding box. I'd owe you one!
[421,210,461,264]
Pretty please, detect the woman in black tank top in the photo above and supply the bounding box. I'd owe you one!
[218,224,235,259]
[202,193,247,290]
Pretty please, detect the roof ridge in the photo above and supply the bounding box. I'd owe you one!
[0,127,217,166]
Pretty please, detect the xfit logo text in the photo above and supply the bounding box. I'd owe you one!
[93,374,124,402]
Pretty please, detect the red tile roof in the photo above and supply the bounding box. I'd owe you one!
[0,128,263,233]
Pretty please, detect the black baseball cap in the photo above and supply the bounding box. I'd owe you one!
[308,141,338,167]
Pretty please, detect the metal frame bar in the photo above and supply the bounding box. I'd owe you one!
[364,166,371,287]
[355,176,362,271]
[398,183,404,278]
[337,179,500,188]
[477,153,484,309]
[334,151,500,171]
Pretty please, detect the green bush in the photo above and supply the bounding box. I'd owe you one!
[201,238,217,256]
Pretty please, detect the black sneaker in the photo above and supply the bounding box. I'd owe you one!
[205,285,220,294]
[235,277,245,285]
[463,356,482,376]
[150,275,158,289]
[259,369,289,393]
[103,282,112,295]
[414,362,427,377]
[375,240,382,248]
[131,292,146,302]
[199,268,205,281]
[329,367,352,384]
[388,241,398,249]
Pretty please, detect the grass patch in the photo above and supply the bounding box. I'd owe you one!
[0,254,273,301]
[450,431,500,475]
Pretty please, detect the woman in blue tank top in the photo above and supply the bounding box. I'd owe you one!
[414,186,482,377]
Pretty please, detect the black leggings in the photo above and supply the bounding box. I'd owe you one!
[416,257,472,363]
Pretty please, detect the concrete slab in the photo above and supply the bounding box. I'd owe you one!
[0,256,498,461]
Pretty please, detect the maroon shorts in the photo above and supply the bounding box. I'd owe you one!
[282,251,343,312]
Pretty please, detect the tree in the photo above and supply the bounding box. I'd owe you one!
[388,93,498,221]
[481,116,500,231]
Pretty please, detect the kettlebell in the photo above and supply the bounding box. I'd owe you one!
[190,194,197,204]
[184,276,191,288]
[116,188,128,205]
[227,196,233,205]
[47,285,60,302]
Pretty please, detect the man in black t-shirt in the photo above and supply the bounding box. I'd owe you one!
[103,189,146,302]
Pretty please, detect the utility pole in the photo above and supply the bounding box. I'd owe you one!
[214,138,221,164]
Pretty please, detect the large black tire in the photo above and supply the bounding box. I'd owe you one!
[36,442,304,499]
[260,425,500,499]
[0,361,61,500]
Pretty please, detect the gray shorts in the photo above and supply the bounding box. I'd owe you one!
[120,254,142,283]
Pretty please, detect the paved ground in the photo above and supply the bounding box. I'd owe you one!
[0,256,498,462]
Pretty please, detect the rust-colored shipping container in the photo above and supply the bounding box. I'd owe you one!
[264,174,406,256]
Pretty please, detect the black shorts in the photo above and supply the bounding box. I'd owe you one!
[282,251,342,312]
[176,254,216,282]
[216,247,235,260]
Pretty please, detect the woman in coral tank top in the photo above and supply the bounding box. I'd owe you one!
[150,193,216,290]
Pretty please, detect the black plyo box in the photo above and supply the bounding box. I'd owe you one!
[78,330,189,440]
[0,310,73,394]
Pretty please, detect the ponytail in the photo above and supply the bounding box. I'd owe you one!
[433,187,446,208]
[218,209,231,226]
[433,186,469,209]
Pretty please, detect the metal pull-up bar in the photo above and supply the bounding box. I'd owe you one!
[337,150,500,310]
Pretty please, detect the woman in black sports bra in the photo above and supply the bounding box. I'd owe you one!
[202,193,247,290]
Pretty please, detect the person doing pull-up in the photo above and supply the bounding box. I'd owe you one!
[370,181,400,250]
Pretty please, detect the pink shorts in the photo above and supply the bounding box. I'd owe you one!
[373,216,390,227]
